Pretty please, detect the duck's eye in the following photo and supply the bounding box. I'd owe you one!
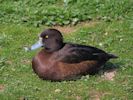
[45,35,49,39]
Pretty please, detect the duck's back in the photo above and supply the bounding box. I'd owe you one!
[54,43,114,64]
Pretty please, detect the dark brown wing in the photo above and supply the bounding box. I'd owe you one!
[57,43,111,63]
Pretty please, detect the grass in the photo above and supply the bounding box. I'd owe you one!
[0,0,133,100]
[0,0,133,26]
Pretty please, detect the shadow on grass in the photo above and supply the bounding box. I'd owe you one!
[102,61,123,72]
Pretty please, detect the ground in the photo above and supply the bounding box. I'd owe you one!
[0,0,133,100]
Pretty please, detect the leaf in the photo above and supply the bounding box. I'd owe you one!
[72,18,79,25]
[63,20,70,25]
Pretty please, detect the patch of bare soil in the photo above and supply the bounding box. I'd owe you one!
[52,21,99,34]
[76,96,81,100]
[6,60,13,65]
[89,90,111,100]
[89,90,102,100]
[78,21,99,28]
[102,69,117,81]
[52,25,76,34]
[21,59,31,64]
[0,84,5,92]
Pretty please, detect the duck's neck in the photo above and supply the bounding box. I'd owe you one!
[45,43,65,53]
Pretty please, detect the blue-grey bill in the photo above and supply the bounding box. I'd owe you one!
[25,40,43,51]
[30,41,43,50]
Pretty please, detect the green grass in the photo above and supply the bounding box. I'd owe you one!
[0,0,133,100]
[0,0,133,26]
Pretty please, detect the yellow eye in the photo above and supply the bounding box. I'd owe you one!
[45,35,48,39]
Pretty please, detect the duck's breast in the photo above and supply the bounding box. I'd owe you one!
[32,50,56,79]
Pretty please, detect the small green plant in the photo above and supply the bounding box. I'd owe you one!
[0,0,133,26]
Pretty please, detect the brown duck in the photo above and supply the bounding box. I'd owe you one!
[28,29,118,81]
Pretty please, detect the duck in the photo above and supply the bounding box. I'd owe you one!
[28,28,118,81]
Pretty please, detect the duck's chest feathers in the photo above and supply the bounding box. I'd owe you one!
[32,50,57,79]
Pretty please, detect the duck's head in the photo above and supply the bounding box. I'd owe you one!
[27,29,64,52]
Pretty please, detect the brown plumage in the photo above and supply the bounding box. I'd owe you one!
[31,29,118,81]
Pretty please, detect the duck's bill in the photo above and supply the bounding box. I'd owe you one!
[30,41,43,50]
[25,39,43,51]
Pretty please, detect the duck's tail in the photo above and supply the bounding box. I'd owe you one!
[93,53,118,61]
[108,53,118,59]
